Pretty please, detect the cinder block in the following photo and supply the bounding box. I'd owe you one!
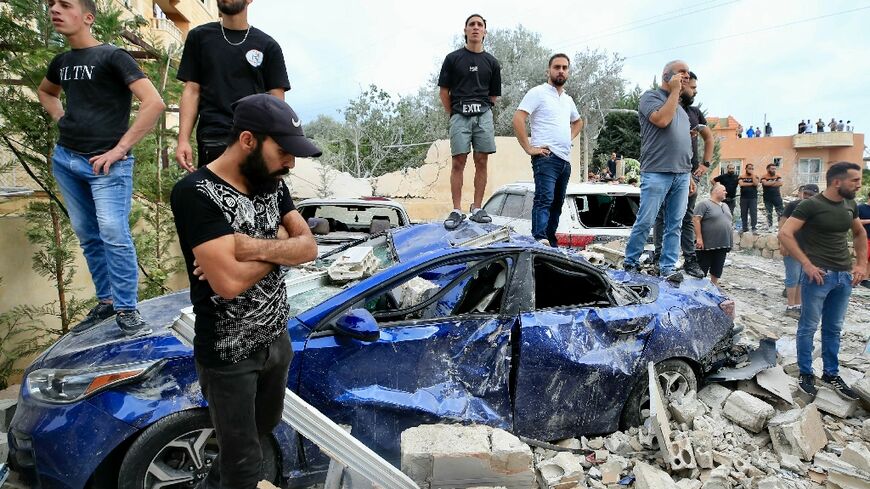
[536,452,585,489]
[633,461,679,489]
[669,393,707,427]
[698,384,732,412]
[813,387,859,418]
[722,391,776,433]
[767,404,827,461]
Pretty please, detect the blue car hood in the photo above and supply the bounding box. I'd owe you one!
[32,291,192,371]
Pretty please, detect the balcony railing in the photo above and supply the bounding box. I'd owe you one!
[150,17,183,47]
[792,132,854,148]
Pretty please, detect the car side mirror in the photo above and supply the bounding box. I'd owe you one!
[334,308,380,342]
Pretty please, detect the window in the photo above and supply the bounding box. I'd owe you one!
[533,257,611,310]
[483,192,506,215]
[773,157,783,168]
[797,158,822,185]
[575,194,639,228]
[298,205,404,232]
[501,193,530,219]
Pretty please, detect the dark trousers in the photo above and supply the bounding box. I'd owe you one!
[764,197,784,227]
[724,197,736,215]
[195,331,293,489]
[654,189,698,261]
[740,197,758,232]
[531,155,571,245]
[697,248,729,278]
[197,141,228,168]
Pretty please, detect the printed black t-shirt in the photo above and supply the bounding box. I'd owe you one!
[45,44,146,155]
[438,48,501,115]
[177,22,291,142]
[739,176,758,199]
[760,174,783,201]
[170,168,295,367]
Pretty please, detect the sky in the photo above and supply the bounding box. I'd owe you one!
[250,0,869,147]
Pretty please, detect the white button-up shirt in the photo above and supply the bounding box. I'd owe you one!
[516,83,581,162]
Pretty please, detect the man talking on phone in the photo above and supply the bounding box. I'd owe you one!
[623,60,693,282]
[652,71,713,278]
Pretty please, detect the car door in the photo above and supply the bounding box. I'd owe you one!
[296,253,517,465]
[512,254,658,440]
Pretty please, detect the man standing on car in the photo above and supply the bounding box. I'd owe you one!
[652,71,712,278]
[438,14,502,229]
[175,0,290,171]
[622,60,693,282]
[38,0,165,335]
[171,94,319,489]
[779,162,867,402]
[512,54,583,246]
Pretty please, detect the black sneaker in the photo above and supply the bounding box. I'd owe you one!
[683,257,705,278]
[798,374,817,398]
[468,206,492,224]
[821,374,860,401]
[70,302,116,334]
[116,310,153,337]
[662,270,684,284]
[623,262,641,274]
[444,210,466,230]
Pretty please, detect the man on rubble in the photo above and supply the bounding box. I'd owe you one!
[438,14,502,229]
[779,162,867,401]
[171,94,319,489]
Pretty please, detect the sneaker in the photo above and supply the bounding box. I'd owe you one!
[623,262,641,274]
[537,238,551,247]
[468,206,492,224]
[821,374,860,401]
[70,302,116,334]
[649,261,660,277]
[116,310,153,337]
[784,307,801,319]
[444,210,466,230]
[798,374,817,398]
[661,270,684,284]
[683,258,705,278]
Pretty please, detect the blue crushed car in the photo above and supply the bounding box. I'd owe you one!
[7,222,738,489]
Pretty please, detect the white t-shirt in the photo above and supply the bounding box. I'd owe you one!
[516,83,581,162]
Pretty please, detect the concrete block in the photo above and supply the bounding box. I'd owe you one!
[842,442,870,472]
[600,460,622,485]
[669,393,707,427]
[604,431,633,456]
[536,452,584,489]
[698,384,732,412]
[401,424,535,488]
[722,391,776,433]
[813,387,859,418]
[767,404,827,461]
[633,461,679,489]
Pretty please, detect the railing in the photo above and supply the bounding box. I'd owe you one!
[792,132,854,148]
[150,17,183,46]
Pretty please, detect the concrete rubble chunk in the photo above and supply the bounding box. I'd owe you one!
[669,391,707,428]
[813,387,859,418]
[400,424,535,488]
[701,465,732,489]
[767,404,827,461]
[536,451,585,489]
[698,384,732,412]
[842,442,870,472]
[722,391,776,433]
[633,461,680,489]
[862,419,870,442]
[756,476,789,489]
[327,246,379,282]
[604,431,633,456]
[853,377,870,404]
[647,363,696,471]
[600,460,622,485]
[755,366,795,405]
[676,480,702,489]
[778,453,806,475]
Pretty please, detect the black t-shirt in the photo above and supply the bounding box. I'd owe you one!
[760,174,783,201]
[46,44,146,155]
[170,168,295,367]
[739,175,758,199]
[177,22,291,142]
[684,105,707,169]
[858,203,870,237]
[713,173,739,199]
[437,48,501,115]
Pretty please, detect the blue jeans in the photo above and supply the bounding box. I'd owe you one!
[797,270,853,377]
[531,155,571,245]
[52,144,139,310]
[625,172,690,274]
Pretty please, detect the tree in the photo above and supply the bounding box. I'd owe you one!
[594,86,643,167]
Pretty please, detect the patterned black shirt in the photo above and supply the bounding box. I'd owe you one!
[171,168,295,366]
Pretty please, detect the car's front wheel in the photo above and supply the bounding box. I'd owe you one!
[117,409,279,489]
[620,359,697,429]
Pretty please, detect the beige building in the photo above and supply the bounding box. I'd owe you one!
[116,0,218,49]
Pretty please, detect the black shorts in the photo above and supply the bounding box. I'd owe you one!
[696,248,729,278]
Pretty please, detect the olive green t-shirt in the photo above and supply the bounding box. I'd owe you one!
[791,194,857,271]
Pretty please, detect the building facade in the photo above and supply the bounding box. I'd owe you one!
[116,0,218,49]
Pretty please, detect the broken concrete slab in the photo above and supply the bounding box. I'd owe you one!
[854,377,870,405]
[813,387,859,418]
[647,363,696,471]
[722,391,776,433]
[536,451,584,489]
[600,460,622,485]
[767,404,827,461]
[675,480,702,489]
[401,424,535,488]
[698,384,732,412]
[756,476,790,489]
[842,442,870,472]
[632,461,679,489]
[778,453,807,475]
[755,365,795,405]
[603,431,633,456]
[701,465,732,489]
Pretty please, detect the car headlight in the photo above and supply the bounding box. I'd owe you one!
[26,360,163,404]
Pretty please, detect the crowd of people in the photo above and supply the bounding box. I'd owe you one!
[738,123,772,138]
[36,1,868,484]
[797,118,854,134]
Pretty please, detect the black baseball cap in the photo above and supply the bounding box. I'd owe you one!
[231,94,322,158]
[800,184,819,194]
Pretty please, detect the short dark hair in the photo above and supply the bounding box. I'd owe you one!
[688,71,698,80]
[825,161,861,185]
[227,127,267,148]
[78,0,97,16]
[549,53,570,67]
[766,163,776,169]
[463,14,486,43]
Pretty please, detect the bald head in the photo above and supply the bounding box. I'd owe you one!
[663,60,687,76]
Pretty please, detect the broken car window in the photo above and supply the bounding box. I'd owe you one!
[532,258,612,310]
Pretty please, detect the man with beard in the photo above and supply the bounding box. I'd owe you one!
[779,162,867,401]
[622,60,693,282]
[760,163,784,229]
[513,53,582,246]
[738,163,760,233]
[652,71,713,278]
[170,94,319,489]
[176,0,290,171]
[712,163,739,214]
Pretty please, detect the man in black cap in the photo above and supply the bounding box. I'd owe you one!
[170,93,319,489]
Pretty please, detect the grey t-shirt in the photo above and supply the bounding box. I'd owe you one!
[694,199,734,249]
[638,88,692,173]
